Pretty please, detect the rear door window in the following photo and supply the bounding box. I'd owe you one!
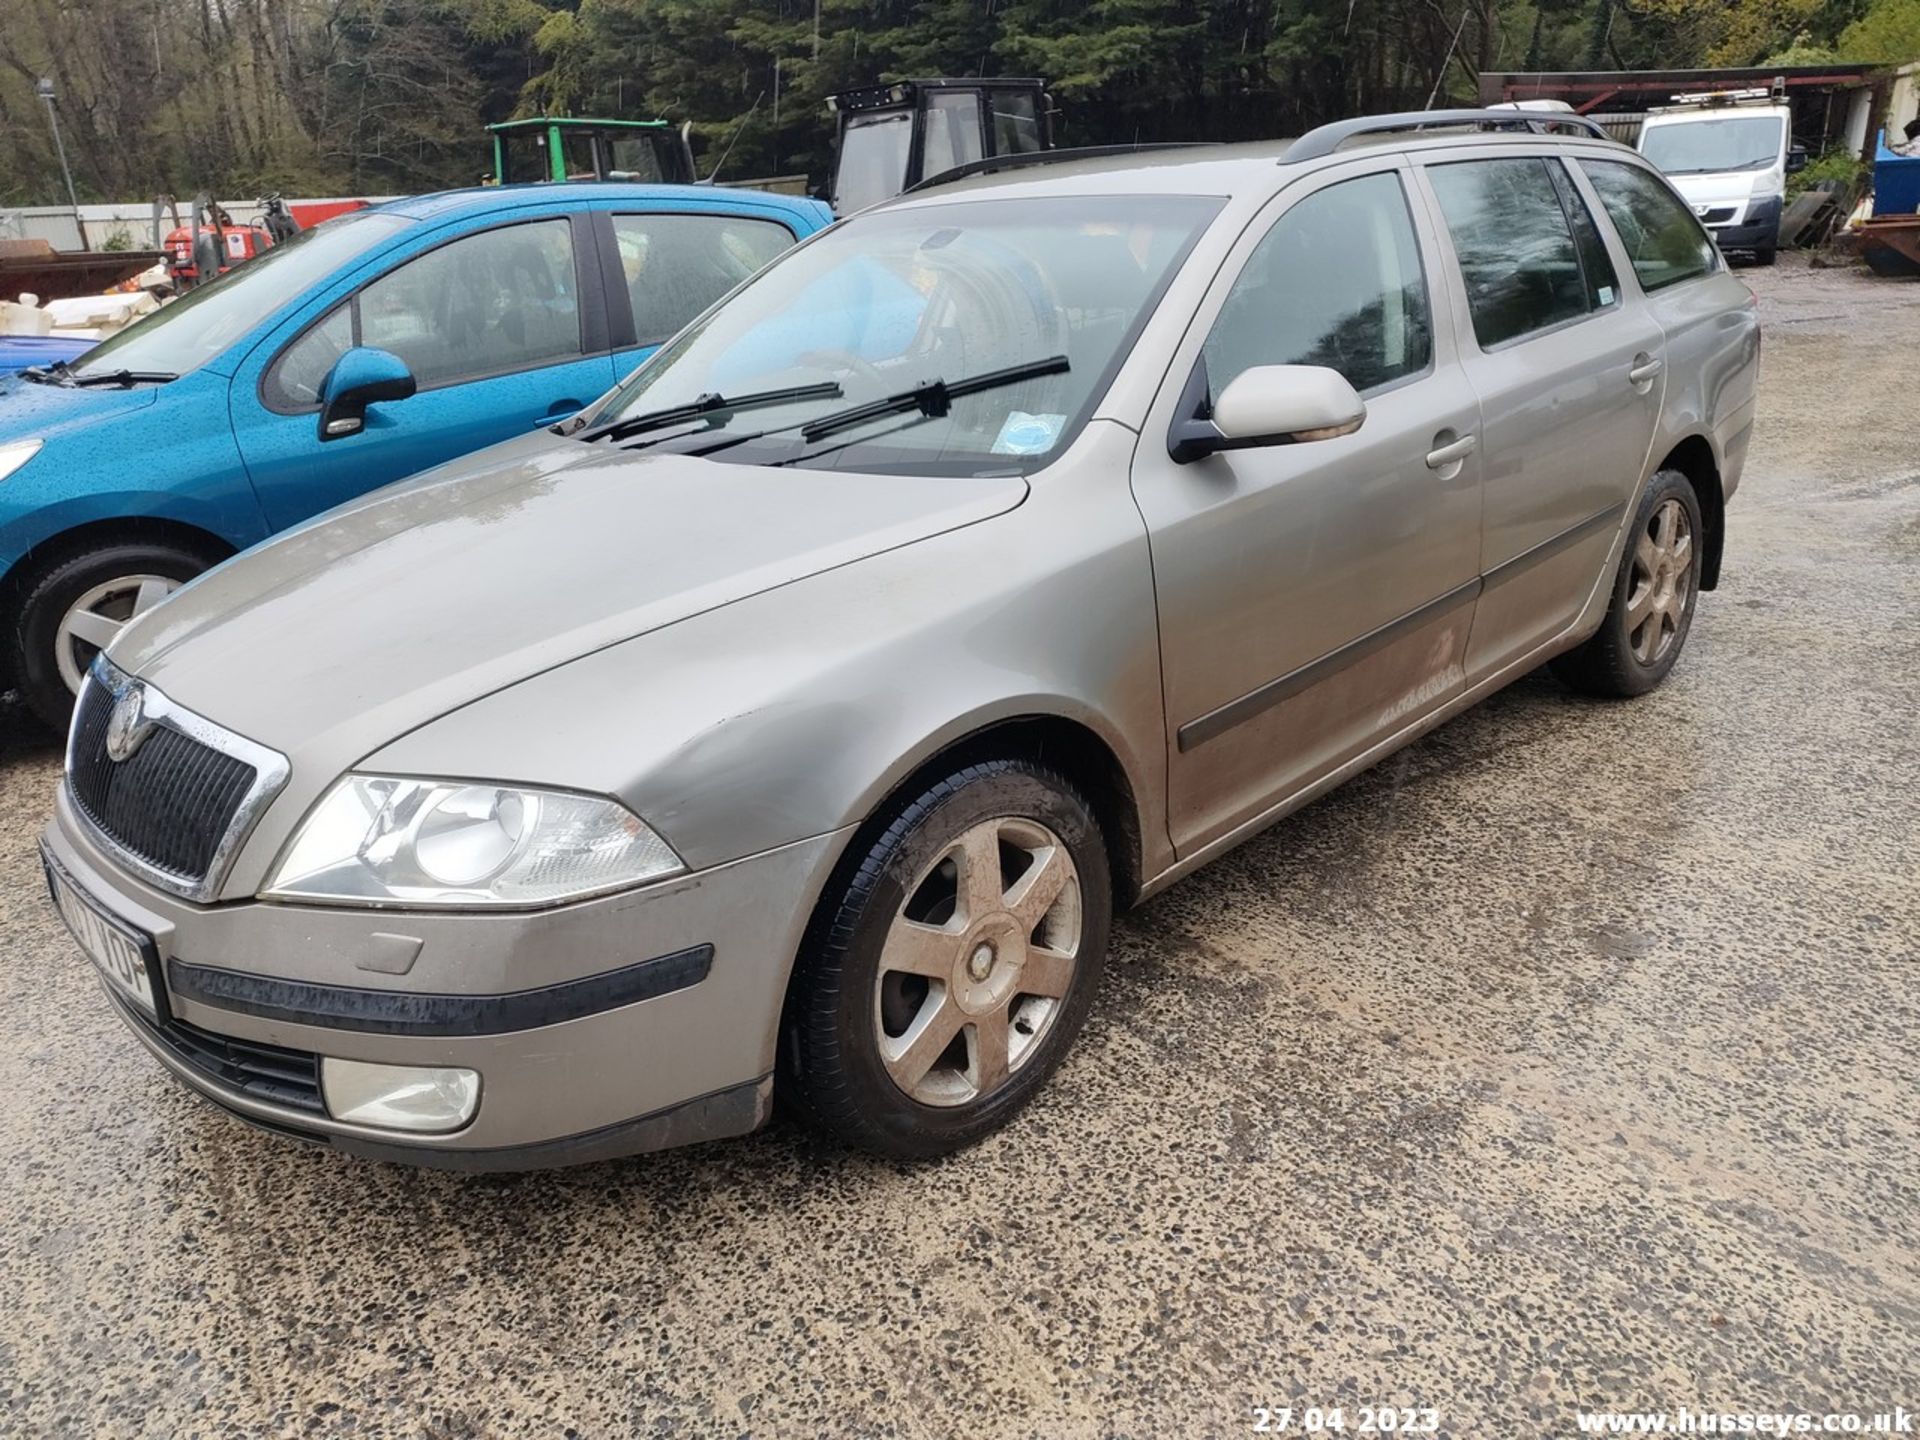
[1549,161,1622,310]
[1580,160,1718,292]
[1202,170,1433,400]
[611,213,796,345]
[1428,157,1606,349]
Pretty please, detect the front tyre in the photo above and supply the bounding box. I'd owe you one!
[781,758,1112,1158]
[9,540,212,731]
[1551,468,1704,698]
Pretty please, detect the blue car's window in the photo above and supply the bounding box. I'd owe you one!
[361,219,581,389]
[262,305,353,410]
[71,212,408,381]
[264,218,583,409]
[595,195,1221,477]
[611,213,795,345]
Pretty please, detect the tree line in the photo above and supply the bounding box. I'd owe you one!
[2,0,1916,209]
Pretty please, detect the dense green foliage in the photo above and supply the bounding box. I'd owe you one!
[0,0,1913,205]
[1787,146,1869,192]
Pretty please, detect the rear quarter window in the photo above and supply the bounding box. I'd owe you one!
[1580,160,1718,292]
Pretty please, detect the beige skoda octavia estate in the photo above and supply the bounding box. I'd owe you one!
[43,111,1758,1168]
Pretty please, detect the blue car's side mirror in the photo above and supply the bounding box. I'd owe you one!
[318,347,416,442]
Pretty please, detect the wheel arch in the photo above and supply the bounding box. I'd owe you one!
[818,709,1149,927]
[1652,434,1724,591]
[774,708,1144,1145]
[1,515,237,603]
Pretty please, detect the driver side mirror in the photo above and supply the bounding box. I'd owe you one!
[1787,145,1809,174]
[1168,364,1367,464]
[318,347,416,442]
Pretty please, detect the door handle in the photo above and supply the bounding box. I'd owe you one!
[1628,355,1664,386]
[1425,433,1477,469]
[546,399,585,416]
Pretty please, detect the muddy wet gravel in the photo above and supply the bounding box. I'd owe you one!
[0,259,1916,1437]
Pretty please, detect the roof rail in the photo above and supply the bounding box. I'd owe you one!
[1283,108,1613,164]
[905,143,1218,195]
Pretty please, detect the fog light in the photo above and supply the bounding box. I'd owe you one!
[321,1057,480,1134]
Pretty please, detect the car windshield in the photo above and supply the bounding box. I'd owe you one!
[71,211,409,381]
[1640,115,1786,176]
[592,194,1221,476]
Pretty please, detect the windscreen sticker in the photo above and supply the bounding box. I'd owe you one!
[992,411,1066,456]
[1598,285,1616,305]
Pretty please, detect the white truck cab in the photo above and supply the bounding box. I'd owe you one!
[1638,88,1807,264]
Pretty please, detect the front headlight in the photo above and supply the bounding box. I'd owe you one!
[0,439,44,484]
[262,774,684,907]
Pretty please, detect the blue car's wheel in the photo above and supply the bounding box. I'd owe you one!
[9,538,215,730]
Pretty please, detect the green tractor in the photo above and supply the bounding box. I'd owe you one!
[488,117,697,186]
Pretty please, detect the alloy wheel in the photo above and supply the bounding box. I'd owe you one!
[872,816,1083,1108]
[1625,498,1693,666]
[54,574,181,696]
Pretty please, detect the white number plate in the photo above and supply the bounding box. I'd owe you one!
[47,859,158,1020]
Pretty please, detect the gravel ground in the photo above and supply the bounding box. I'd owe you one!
[1,258,1916,1439]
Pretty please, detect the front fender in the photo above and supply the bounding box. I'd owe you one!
[364,422,1170,882]
[0,375,263,578]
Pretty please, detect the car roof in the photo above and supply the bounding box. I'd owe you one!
[880,128,1635,208]
[378,183,830,224]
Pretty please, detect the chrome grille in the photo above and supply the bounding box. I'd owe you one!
[66,658,290,901]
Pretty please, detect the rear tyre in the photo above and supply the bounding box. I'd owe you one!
[1551,468,1704,699]
[8,539,213,731]
[781,758,1112,1159]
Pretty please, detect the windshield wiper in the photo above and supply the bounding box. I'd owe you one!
[576,382,843,444]
[67,369,179,388]
[797,356,1070,444]
[670,355,1074,464]
[20,361,76,387]
[1663,158,1774,175]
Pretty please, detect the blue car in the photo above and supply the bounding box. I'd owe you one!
[0,183,832,727]
[0,335,93,376]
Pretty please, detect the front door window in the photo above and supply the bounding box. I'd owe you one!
[1201,171,1433,400]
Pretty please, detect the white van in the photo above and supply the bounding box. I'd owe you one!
[1638,93,1806,264]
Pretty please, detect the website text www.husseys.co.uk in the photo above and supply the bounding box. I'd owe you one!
[1576,1408,1912,1435]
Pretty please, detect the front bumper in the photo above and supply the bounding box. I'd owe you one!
[1706,193,1783,252]
[44,786,846,1168]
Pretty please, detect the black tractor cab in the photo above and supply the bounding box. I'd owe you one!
[826,78,1053,213]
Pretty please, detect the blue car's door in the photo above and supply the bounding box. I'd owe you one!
[230,209,619,530]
